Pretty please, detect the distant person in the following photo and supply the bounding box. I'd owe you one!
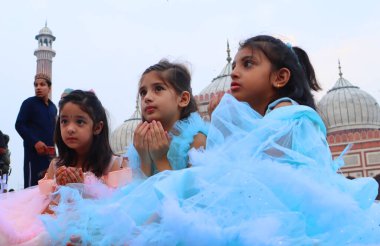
[15,73,57,188]
[0,130,11,183]
[0,130,9,156]
[60,88,74,99]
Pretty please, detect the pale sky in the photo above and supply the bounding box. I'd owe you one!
[1,0,379,189]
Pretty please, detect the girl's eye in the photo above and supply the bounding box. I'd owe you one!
[60,119,67,124]
[244,60,254,68]
[155,85,164,92]
[139,89,147,97]
[76,119,85,125]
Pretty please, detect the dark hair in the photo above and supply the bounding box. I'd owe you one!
[240,35,322,109]
[34,73,52,87]
[54,90,113,177]
[140,59,197,121]
[373,174,380,200]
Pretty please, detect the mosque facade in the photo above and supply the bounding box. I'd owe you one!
[318,63,380,178]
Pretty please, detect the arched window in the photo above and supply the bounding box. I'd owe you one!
[335,135,342,143]
[327,135,335,144]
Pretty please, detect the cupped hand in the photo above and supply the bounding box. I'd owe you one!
[147,120,170,163]
[55,166,68,185]
[65,167,84,184]
[133,121,151,163]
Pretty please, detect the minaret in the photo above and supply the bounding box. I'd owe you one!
[34,22,56,83]
[338,59,343,78]
[226,40,231,64]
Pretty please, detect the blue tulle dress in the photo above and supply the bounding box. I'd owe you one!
[41,95,380,245]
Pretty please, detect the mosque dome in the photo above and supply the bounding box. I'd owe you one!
[35,22,56,41]
[110,104,141,155]
[195,41,232,118]
[197,42,232,98]
[318,62,380,134]
[39,26,53,35]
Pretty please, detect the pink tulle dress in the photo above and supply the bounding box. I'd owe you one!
[0,155,131,245]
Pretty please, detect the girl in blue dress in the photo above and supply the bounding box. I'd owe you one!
[128,59,208,177]
[147,35,380,245]
[43,37,380,245]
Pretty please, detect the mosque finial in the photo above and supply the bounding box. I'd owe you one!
[226,40,231,64]
[45,20,47,27]
[338,59,343,78]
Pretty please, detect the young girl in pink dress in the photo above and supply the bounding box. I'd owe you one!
[0,90,130,245]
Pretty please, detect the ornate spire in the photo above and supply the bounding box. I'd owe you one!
[45,20,47,27]
[226,40,231,64]
[338,59,343,78]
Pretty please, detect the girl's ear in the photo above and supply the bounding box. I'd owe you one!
[178,91,191,108]
[271,68,291,88]
[93,121,104,135]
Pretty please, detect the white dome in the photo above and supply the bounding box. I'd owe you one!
[197,43,232,101]
[110,107,141,155]
[195,42,233,120]
[39,26,53,35]
[35,23,56,41]
[318,74,380,134]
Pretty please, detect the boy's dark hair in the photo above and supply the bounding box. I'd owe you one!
[240,35,322,109]
[54,90,113,177]
[140,59,197,121]
[34,73,52,87]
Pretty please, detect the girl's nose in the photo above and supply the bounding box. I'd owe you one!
[231,67,239,80]
[67,125,75,134]
[144,91,153,102]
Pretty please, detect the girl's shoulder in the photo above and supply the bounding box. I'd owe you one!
[171,112,209,138]
[264,98,326,135]
[265,97,298,114]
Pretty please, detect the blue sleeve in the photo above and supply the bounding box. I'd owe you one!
[15,99,39,147]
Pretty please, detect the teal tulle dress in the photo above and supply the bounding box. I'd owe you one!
[41,95,380,245]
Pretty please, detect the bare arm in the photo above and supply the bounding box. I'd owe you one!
[44,159,57,179]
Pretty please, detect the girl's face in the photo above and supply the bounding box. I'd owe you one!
[59,102,97,156]
[139,71,182,130]
[231,47,277,114]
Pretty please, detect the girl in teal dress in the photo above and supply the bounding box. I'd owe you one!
[127,59,208,177]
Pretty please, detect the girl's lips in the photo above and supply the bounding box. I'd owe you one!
[145,106,156,113]
[230,81,241,91]
[66,137,77,142]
